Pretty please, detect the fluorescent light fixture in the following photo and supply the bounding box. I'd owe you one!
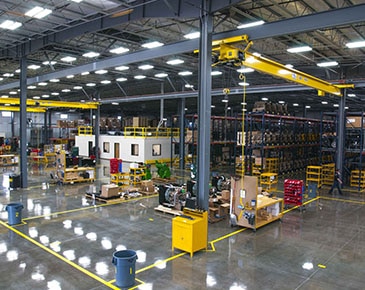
[50,79,60,82]
[211,71,222,76]
[261,97,268,101]
[25,7,52,19]
[138,64,154,70]
[241,102,247,105]
[155,73,168,78]
[42,95,50,98]
[38,82,48,86]
[211,105,216,108]
[238,82,250,86]
[287,46,312,53]
[346,41,365,48]
[305,105,311,109]
[142,41,164,49]
[333,104,339,107]
[167,59,184,65]
[0,78,3,81]
[134,75,146,80]
[86,83,96,87]
[69,0,83,2]
[60,114,68,119]
[345,106,349,110]
[2,111,12,117]
[237,20,265,29]
[285,64,294,68]
[0,20,22,30]
[15,69,21,73]
[42,60,57,65]
[222,99,228,103]
[1,95,8,98]
[95,69,108,74]
[253,52,261,57]
[237,67,254,73]
[279,101,285,104]
[66,75,74,79]
[321,101,328,104]
[317,61,338,67]
[81,71,90,75]
[61,56,77,62]
[33,96,40,100]
[178,71,192,76]
[115,66,129,71]
[348,93,356,97]
[9,91,17,95]
[3,73,14,77]
[110,47,129,54]
[51,92,59,96]
[100,80,111,84]
[278,69,290,75]
[27,85,37,89]
[185,84,194,88]
[116,77,127,82]
[62,89,71,92]
[28,64,41,70]
[293,103,299,106]
[73,86,83,90]
[82,51,100,58]
[112,102,119,105]
[184,32,200,39]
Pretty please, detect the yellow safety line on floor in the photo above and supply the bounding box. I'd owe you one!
[319,196,365,205]
[23,194,158,221]
[282,197,320,214]
[208,228,247,252]
[0,220,120,290]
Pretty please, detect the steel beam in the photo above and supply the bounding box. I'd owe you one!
[0,98,98,109]
[0,106,46,113]
[0,5,364,92]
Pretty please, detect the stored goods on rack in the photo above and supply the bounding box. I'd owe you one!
[284,179,304,207]
[306,166,322,188]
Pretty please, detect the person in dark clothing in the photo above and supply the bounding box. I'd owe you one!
[329,169,343,195]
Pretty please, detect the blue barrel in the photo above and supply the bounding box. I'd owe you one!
[112,250,138,288]
[6,203,23,225]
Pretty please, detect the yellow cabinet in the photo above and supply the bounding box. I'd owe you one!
[172,209,208,257]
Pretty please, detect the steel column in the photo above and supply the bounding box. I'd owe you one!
[179,98,186,170]
[95,92,100,164]
[336,89,346,178]
[197,0,213,211]
[19,57,27,188]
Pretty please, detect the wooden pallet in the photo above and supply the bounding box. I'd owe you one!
[85,192,123,203]
[154,205,182,216]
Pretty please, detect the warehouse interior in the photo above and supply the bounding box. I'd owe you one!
[0,1,365,289]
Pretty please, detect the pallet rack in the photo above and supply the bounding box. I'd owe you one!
[260,172,278,192]
[306,165,322,188]
[322,163,335,186]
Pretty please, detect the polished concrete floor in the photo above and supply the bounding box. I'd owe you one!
[0,162,364,290]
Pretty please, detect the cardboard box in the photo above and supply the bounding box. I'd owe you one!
[141,180,155,192]
[101,184,119,198]
[221,190,230,201]
[346,116,365,128]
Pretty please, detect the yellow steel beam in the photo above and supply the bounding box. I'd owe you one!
[0,98,99,109]
[242,51,343,96]
[0,106,46,113]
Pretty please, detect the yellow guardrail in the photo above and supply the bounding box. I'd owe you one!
[124,127,180,138]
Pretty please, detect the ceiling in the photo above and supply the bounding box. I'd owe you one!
[0,0,365,118]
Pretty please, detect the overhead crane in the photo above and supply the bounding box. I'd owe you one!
[206,35,354,95]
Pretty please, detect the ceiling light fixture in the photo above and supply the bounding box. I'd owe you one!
[333,104,339,107]
[237,20,265,29]
[3,73,14,77]
[51,92,59,96]
[287,46,312,53]
[142,41,164,49]
[321,101,328,104]
[82,51,100,58]
[238,82,250,86]
[178,71,193,76]
[69,0,83,3]
[211,71,222,76]
[167,59,184,65]
[66,75,74,79]
[49,79,60,82]
[138,64,154,70]
[116,77,127,82]
[346,41,365,48]
[81,71,90,75]
[73,86,83,90]
[348,93,356,97]
[184,32,200,39]
[155,73,168,78]
[112,102,119,105]
[100,80,111,84]
[293,103,299,106]
[305,105,311,109]
[25,6,52,19]
[42,95,50,98]
[27,86,37,89]
[237,67,254,73]
[95,69,108,74]
[86,83,96,87]
[33,96,40,100]
[9,91,17,95]
[317,61,338,67]
[115,66,129,71]
[28,65,41,70]
[42,60,57,66]
[134,75,146,80]
[0,20,22,30]
[110,47,129,54]
[61,56,77,62]
[62,89,71,92]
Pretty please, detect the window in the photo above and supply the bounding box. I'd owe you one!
[152,144,161,156]
[103,142,110,153]
[131,144,139,156]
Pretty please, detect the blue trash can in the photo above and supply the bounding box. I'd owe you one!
[112,250,138,288]
[6,203,23,225]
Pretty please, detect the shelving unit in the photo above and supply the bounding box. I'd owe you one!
[260,172,278,192]
[129,166,146,186]
[350,170,365,189]
[322,163,335,186]
[110,172,130,188]
[306,165,322,188]
[56,151,95,184]
[231,175,283,231]
[0,154,18,166]
[284,179,304,207]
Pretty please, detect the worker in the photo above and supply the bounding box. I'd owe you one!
[329,168,343,195]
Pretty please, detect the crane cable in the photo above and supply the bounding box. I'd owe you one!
[238,73,246,221]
